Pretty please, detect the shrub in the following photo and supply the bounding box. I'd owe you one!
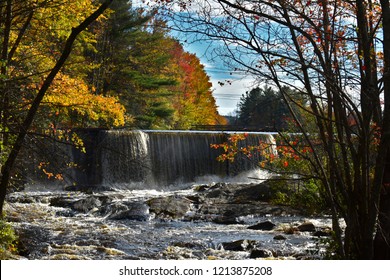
[0,218,18,259]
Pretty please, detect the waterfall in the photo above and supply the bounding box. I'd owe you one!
[146,131,228,185]
[100,130,152,186]
[24,130,278,189]
[96,130,276,187]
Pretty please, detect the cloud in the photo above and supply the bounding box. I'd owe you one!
[211,76,256,116]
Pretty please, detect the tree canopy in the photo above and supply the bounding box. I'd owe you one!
[0,0,226,215]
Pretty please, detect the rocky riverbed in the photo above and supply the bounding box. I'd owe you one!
[4,180,335,260]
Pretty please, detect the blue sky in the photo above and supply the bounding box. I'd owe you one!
[180,38,257,116]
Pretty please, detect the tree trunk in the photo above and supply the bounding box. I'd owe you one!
[374,152,390,259]
[374,0,390,259]
[0,0,113,216]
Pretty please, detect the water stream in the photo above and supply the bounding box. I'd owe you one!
[6,179,333,260]
[7,130,334,260]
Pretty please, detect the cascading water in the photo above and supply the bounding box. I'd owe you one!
[67,130,278,189]
[99,130,152,186]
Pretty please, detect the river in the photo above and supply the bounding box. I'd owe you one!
[6,175,334,260]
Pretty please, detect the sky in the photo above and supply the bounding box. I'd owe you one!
[182,40,257,116]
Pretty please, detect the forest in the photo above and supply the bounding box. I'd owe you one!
[1,0,390,262]
[0,0,226,210]
[0,0,228,258]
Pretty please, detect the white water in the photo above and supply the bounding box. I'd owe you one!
[7,179,333,260]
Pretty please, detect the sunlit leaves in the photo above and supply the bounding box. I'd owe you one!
[41,73,127,128]
[169,41,225,128]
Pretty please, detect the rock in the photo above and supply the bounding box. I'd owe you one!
[193,181,301,220]
[297,222,316,232]
[107,202,150,221]
[100,201,128,216]
[171,241,205,250]
[221,239,258,251]
[248,220,276,230]
[49,196,76,208]
[250,249,273,259]
[7,196,36,204]
[232,183,274,203]
[55,209,76,217]
[273,235,287,240]
[313,230,332,237]
[15,224,52,258]
[147,195,192,219]
[201,182,273,203]
[72,197,102,213]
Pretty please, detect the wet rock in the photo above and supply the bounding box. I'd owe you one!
[171,241,206,250]
[193,184,217,192]
[273,235,287,240]
[101,201,127,216]
[147,195,192,219]
[194,181,301,219]
[6,195,36,204]
[72,197,102,213]
[55,209,76,217]
[232,183,274,203]
[15,224,52,258]
[248,220,276,230]
[221,239,258,251]
[297,222,316,232]
[200,182,273,203]
[49,196,76,208]
[107,202,150,221]
[313,230,332,237]
[250,249,273,259]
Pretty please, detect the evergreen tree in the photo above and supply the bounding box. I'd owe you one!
[237,86,290,131]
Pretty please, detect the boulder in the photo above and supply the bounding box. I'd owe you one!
[249,249,273,259]
[297,222,316,232]
[107,202,150,221]
[248,220,276,231]
[193,181,301,219]
[49,196,74,208]
[72,197,102,213]
[200,182,274,203]
[147,195,192,219]
[221,239,258,251]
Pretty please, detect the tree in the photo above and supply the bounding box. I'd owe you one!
[237,86,291,130]
[153,0,390,259]
[89,1,225,129]
[0,0,114,216]
[169,40,226,128]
